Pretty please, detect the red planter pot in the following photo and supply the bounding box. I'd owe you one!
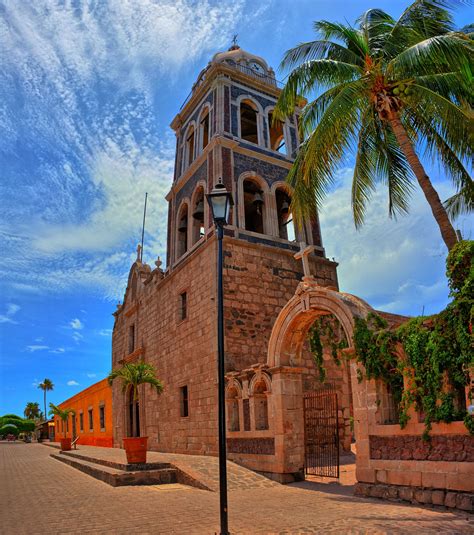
[60,438,72,451]
[123,437,148,464]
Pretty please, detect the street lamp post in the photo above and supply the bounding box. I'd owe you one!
[206,178,233,535]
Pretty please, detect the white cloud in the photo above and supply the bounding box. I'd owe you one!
[67,380,79,386]
[50,347,66,354]
[319,169,472,316]
[0,302,20,324]
[70,318,83,330]
[26,345,49,352]
[72,331,83,343]
[98,329,112,337]
[34,337,44,342]
[87,373,97,378]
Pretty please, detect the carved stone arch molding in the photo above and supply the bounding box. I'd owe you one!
[249,371,272,396]
[267,283,374,368]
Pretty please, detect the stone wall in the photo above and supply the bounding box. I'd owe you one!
[351,358,474,512]
[112,239,219,456]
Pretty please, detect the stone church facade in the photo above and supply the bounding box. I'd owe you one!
[111,46,349,478]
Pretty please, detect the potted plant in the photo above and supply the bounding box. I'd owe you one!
[108,362,164,464]
[49,403,74,451]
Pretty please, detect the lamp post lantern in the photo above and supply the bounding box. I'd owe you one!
[206,177,233,535]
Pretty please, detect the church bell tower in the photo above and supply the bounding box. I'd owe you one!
[166,44,338,371]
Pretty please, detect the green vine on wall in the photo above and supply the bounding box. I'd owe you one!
[309,315,348,383]
[352,241,474,437]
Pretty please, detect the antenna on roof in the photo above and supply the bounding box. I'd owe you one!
[140,192,148,263]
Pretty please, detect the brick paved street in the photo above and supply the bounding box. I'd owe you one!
[1,443,472,534]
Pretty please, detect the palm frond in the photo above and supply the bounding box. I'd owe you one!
[313,20,369,59]
[388,33,474,78]
[274,59,361,120]
[445,186,474,218]
[280,40,363,71]
[406,83,473,159]
[357,9,395,57]
[287,81,368,224]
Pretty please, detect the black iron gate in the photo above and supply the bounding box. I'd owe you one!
[303,388,339,478]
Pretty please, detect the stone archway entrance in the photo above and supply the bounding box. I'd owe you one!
[266,277,373,481]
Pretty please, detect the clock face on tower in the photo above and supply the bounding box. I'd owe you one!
[249,61,264,74]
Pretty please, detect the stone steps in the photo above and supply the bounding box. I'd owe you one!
[50,452,178,487]
[60,449,172,471]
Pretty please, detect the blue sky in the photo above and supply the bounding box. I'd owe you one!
[0,1,472,416]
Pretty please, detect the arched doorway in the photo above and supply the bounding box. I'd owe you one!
[266,282,372,479]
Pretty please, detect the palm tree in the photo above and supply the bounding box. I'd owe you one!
[38,379,54,421]
[48,403,74,438]
[24,402,40,420]
[274,0,473,251]
[108,362,164,438]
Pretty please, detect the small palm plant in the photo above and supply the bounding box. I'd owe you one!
[49,403,74,438]
[274,0,473,251]
[108,362,164,438]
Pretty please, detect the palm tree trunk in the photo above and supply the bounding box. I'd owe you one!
[389,114,458,251]
[131,387,136,438]
[43,390,46,422]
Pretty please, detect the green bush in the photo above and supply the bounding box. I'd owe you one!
[0,423,19,436]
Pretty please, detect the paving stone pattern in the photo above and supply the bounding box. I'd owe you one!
[2,443,473,535]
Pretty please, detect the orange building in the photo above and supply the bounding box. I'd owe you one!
[54,378,113,447]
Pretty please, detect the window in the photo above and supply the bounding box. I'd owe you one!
[177,204,189,258]
[275,189,295,241]
[186,126,195,167]
[191,187,205,245]
[240,101,258,144]
[243,179,264,234]
[179,291,187,321]
[200,111,209,150]
[79,412,84,432]
[66,418,69,433]
[268,111,286,154]
[180,386,189,417]
[227,387,240,432]
[253,380,269,430]
[88,408,93,431]
[99,406,105,430]
[128,324,135,354]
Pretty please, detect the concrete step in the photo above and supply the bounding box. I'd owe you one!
[60,449,172,472]
[51,453,178,487]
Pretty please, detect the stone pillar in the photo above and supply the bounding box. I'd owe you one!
[269,366,305,482]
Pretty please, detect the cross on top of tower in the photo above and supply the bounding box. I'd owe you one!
[229,34,240,51]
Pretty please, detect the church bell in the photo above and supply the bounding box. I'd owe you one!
[192,200,204,220]
[178,217,187,232]
[280,199,289,215]
[252,191,264,214]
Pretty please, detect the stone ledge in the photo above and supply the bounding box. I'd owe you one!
[354,482,474,512]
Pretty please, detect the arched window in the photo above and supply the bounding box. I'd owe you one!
[199,108,210,152]
[176,204,189,258]
[191,187,205,245]
[186,125,195,167]
[240,100,259,144]
[243,179,265,234]
[268,111,286,154]
[227,387,240,432]
[253,380,269,430]
[275,189,295,241]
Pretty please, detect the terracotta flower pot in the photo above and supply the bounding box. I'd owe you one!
[60,438,72,451]
[123,436,148,464]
